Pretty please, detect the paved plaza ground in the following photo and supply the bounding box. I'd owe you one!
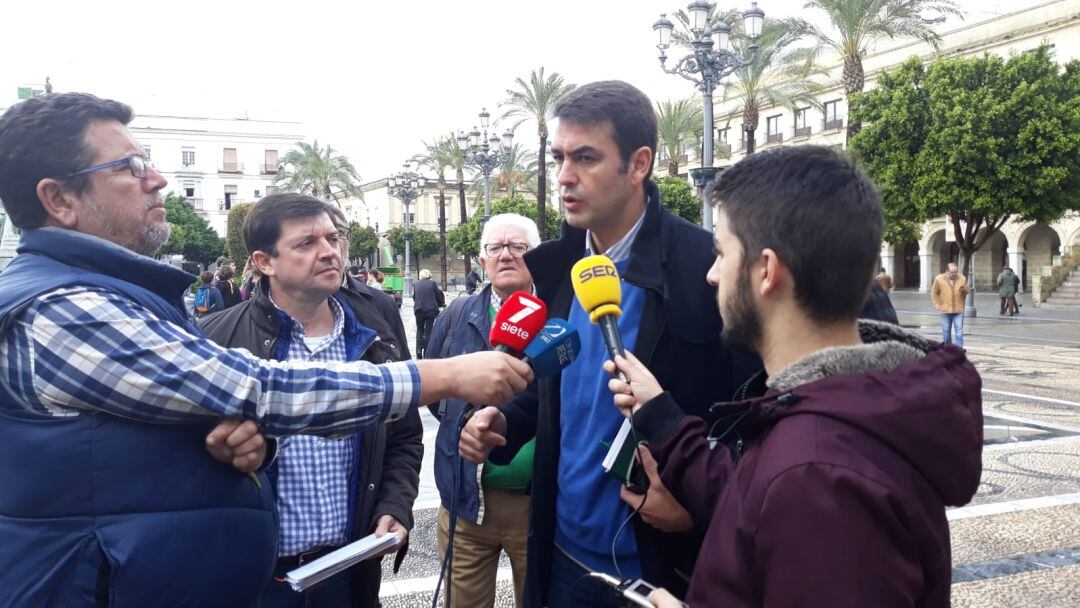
[378,288,1080,607]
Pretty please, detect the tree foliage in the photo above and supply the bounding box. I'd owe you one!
[274,140,364,203]
[656,99,703,176]
[387,226,440,270]
[656,176,701,225]
[226,203,253,265]
[850,47,1080,273]
[500,67,576,240]
[349,223,379,264]
[161,193,225,266]
[446,194,561,259]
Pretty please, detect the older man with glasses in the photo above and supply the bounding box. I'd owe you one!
[425,212,541,607]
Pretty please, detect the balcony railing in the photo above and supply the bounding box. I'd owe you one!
[794,126,812,138]
[185,197,204,211]
[766,133,784,144]
[179,161,200,172]
[823,118,845,131]
[217,198,245,211]
[218,162,244,174]
[260,163,279,174]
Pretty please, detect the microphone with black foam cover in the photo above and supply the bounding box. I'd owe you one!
[489,291,548,356]
[570,255,627,379]
[522,319,581,378]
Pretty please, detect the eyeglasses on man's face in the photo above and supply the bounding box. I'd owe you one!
[336,226,353,240]
[61,154,154,180]
[484,242,529,257]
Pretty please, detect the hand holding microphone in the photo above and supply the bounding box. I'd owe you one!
[460,316,582,464]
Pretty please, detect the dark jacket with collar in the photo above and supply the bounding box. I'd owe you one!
[412,277,445,315]
[425,284,499,523]
[491,181,763,606]
[200,276,422,607]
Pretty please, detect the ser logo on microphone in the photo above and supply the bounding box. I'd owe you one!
[577,264,618,284]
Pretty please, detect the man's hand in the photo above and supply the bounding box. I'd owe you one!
[604,352,663,417]
[373,515,407,556]
[459,406,507,464]
[649,587,685,607]
[418,352,534,407]
[205,419,267,473]
[620,448,693,533]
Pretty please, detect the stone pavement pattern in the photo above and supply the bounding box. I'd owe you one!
[374,293,1080,606]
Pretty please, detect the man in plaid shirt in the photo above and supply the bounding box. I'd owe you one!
[0,92,532,607]
[201,194,424,607]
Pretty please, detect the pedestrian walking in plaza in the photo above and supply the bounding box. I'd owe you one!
[875,267,893,293]
[931,262,969,347]
[997,266,1021,316]
[465,267,481,294]
[213,262,242,309]
[193,270,224,318]
[412,268,444,358]
[427,213,541,608]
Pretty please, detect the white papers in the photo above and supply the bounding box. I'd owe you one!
[602,418,634,473]
[285,533,400,591]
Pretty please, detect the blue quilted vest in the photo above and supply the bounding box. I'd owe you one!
[0,228,277,607]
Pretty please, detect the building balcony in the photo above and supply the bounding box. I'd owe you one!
[823,118,845,131]
[218,162,245,174]
[260,163,279,174]
[217,198,245,211]
[185,197,204,211]
[179,163,202,173]
[766,133,784,145]
[794,126,812,139]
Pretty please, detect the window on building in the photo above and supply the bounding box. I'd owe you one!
[183,180,195,198]
[264,150,279,174]
[717,127,729,143]
[824,100,843,129]
[143,146,151,160]
[265,185,278,196]
[794,107,811,137]
[182,148,195,166]
[766,115,780,136]
[223,185,238,210]
[222,148,239,173]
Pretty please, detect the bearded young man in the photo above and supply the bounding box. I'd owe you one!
[606,146,983,608]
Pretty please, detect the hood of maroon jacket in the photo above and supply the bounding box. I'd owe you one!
[643,320,984,607]
[756,320,984,506]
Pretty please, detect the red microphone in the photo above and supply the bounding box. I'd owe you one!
[489,291,548,355]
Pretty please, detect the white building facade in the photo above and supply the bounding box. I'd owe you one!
[668,0,1080,301]
[129,114,304,236]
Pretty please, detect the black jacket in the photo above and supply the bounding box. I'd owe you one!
[214,279,242,309]
[200,276,423,607]
[412,278,444,315]
[491,181,763,606]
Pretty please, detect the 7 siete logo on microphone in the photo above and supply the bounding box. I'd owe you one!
[489,292,548,354]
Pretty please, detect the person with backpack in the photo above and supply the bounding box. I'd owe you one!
[214,264,242,309]
[194,271,225,318]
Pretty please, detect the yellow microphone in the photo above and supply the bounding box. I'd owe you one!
[571,255,627,377]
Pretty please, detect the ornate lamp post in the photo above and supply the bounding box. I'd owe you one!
[458,107,513,223]
[653,1,764,231]
[387,161,425,297]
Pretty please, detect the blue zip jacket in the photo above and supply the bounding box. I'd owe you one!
[0,228,277,607]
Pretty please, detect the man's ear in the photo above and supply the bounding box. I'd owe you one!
[628,146,653,187]
[758,248,790,298]
[251,250,275,278]
[35,179,79,228]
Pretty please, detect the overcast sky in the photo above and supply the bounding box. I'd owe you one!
[2,0,1031,180]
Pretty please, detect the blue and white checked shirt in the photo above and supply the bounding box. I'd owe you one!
[272,296,357,556]
[0,286,419,435]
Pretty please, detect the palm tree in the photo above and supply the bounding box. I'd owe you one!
[441,134,474,275]
[487,143,538,198]
[781,0,963,140]
[721,22,827,155]
[274,140,364,204]
[500,67,575,240]
[656,98,704,176]
[417,136,456,288]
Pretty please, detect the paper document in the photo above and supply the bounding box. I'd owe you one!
[602,418,636,482]
[285,533,400,591]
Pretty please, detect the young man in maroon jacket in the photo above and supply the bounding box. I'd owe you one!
[607,145,984,607]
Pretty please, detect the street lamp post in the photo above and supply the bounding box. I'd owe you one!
[387,161,425,297]
[458,108,513,223]
[653,1,764,231]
